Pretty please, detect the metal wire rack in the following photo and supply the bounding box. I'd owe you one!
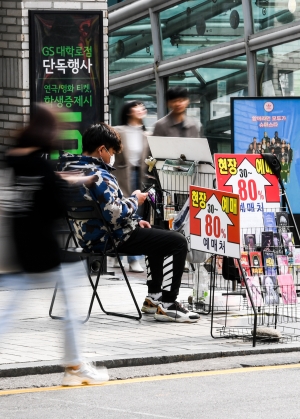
[205,204,300,347]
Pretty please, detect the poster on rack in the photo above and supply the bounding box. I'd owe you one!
[231,97,300,215]
[214,154,280,234]
[29,11,104,159]
[189,186,240,259]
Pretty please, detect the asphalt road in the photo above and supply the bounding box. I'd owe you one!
[1,353,300,419]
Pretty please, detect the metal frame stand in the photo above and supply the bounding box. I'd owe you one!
[209,255,258,347]
[49,211,142,322]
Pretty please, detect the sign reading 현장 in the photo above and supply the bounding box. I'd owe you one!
[190,186,240,259]
[214,154,280,232]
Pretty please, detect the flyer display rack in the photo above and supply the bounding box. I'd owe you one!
[147,149,300,347]
[203,205,300,347]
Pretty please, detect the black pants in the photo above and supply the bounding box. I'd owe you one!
[117,226,187,302]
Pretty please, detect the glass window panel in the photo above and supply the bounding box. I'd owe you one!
[109,80,157,129]
[109,18,153,75]
[160,0,244,59]
[108,0,126,7]
[257,39,300,96]
[253,0,300,33]
[167,55,248,153]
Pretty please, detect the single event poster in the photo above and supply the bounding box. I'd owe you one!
[245,276,264,307]
[214,154,280,235]
[29,11,104,159]
[231,97,300,215]
[189,186,240,259]
[277,274,297,304]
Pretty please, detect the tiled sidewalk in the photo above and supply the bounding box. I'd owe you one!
[0,258,299,376]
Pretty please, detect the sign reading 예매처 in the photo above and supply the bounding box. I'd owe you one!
[214,154,280,233]
[29,11,104,158]
[190,186,240,259]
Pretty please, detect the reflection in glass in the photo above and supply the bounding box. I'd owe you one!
[108,0,125,7]
[252,0,300,33]
[257,40,300,96]
[160,0,244,60]
[109,18,153,75]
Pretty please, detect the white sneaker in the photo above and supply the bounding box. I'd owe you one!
[112,257,124,268]
[129,260,144,273]
[154,301,200,323]
[62,362,109,386]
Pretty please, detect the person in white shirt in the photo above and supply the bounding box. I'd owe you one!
[113,101,151,273]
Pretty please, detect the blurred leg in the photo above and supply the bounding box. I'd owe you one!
[0,272,26,337]
[58,263,82,366]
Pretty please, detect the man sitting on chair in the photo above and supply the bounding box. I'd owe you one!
[62,123,199,323]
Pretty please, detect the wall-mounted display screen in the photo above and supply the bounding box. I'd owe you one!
[29,11,104,158]
[231,97,300,214]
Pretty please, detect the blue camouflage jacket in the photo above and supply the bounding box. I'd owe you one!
[59,154,139,252]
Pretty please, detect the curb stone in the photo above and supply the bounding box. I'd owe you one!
[1,346,300,378]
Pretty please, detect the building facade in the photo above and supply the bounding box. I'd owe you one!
[108,0,300,154]
[1,0,300,156]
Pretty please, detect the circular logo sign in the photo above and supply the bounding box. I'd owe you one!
[264,101,274,112]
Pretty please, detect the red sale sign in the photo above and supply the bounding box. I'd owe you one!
[190,186,240,259]
[214,154,280,231]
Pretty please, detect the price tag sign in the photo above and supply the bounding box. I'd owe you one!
[190,186,240,258]
[214,154,280,231]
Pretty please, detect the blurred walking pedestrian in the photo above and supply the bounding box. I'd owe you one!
[153,86,199,138]
[0,103,109,386]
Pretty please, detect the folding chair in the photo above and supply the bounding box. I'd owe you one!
[49,198,142,322]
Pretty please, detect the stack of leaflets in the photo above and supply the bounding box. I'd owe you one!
[249,251,264,275]
[244,233,256,251]
[281,231,295,257]
[277,254,289,275]
[293,248,300,275]
[245,276,264,307]
[277,274,297,304]
[263,251,277,276]
[276,211,290,233]
[263,212,277,233]
[273,232,282,255]
[240,251,251,277]
[261,231,274,253]
[261,275,280,305]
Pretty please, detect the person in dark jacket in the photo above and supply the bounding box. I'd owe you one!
[62,123,200,323]
[0,103,109,386]
[153,87,199,138]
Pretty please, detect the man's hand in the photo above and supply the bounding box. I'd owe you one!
[139,220,151,228]
[132,189,148,206]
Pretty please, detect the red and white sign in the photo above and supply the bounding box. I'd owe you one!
[190,186,240,259]
[214,154,280,231]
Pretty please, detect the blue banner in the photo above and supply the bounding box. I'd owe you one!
[232,97,300,214]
